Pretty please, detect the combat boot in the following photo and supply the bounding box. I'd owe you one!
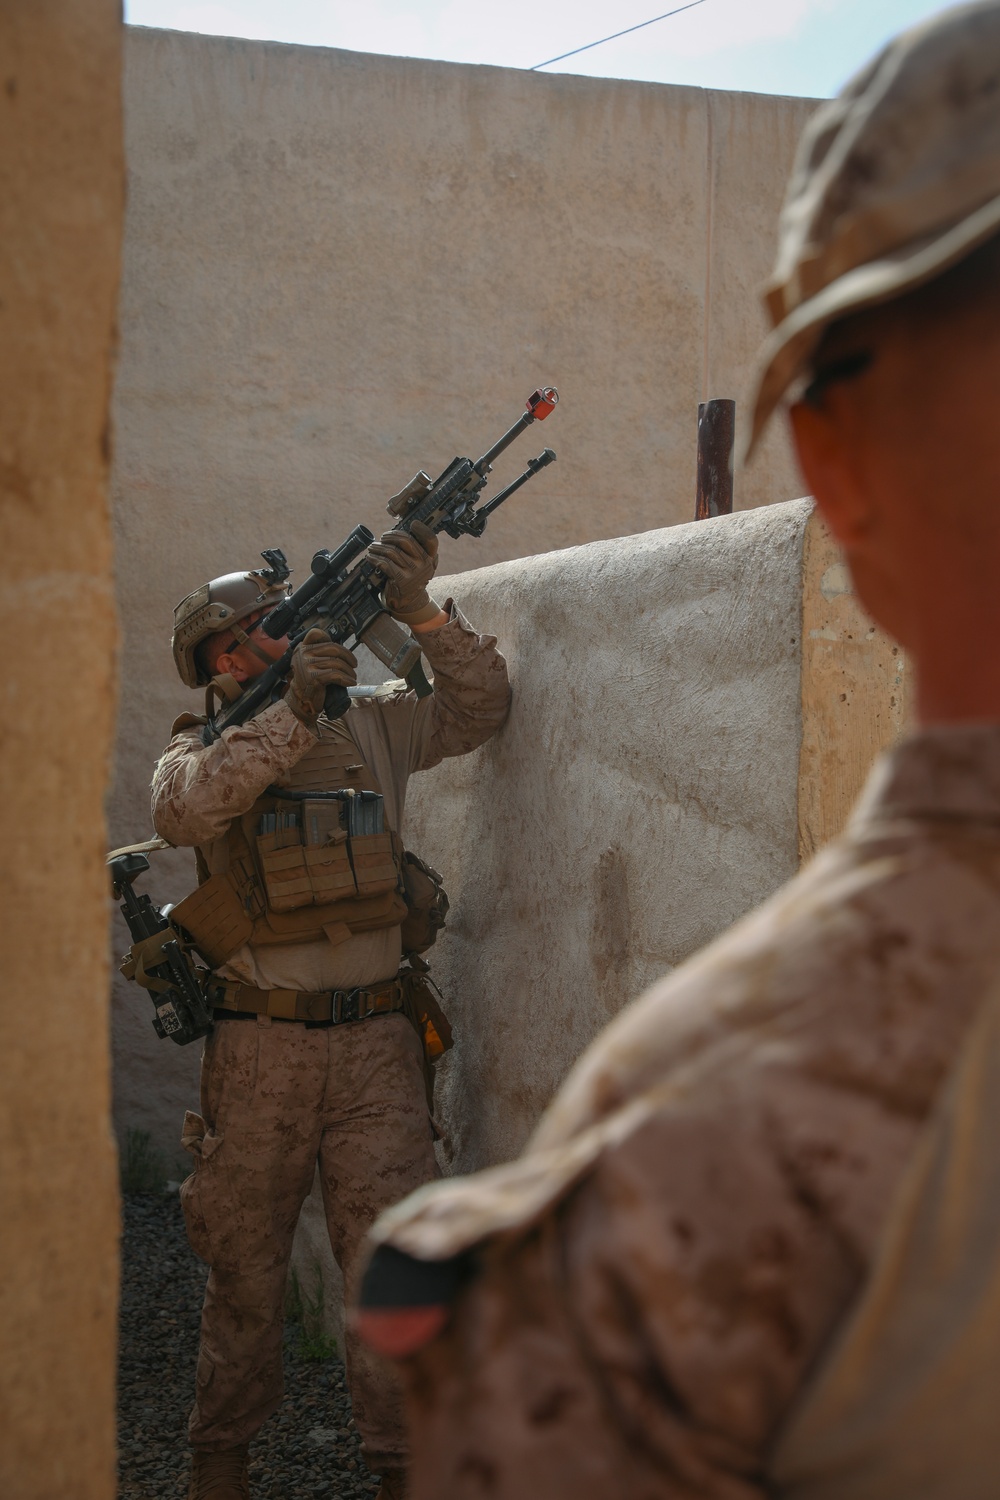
[375,1468,408,1500]
[187,1445,250,1500]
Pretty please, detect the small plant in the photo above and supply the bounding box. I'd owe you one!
[286,1261,338,1362]
[120,1127,168,1195]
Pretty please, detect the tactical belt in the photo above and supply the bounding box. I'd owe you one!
[213,978,404,1027]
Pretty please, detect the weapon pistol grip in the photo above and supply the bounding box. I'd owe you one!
[323,684,351,721]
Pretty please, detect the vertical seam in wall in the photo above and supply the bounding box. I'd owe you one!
[701,93,714,404]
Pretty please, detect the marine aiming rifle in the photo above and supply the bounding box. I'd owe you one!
[201,386,559,744]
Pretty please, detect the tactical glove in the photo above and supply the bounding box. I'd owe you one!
[368,519,440,620]
[285,630,357,726]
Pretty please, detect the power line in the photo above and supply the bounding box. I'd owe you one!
[531,0,708,71]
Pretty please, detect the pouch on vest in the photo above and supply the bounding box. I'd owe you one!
[256,803,354,912]
[170,872,256,969]
[167,720,410,964]
[399,851,450,955]
[400,959,455,1112]
[254,792,400,914]
[341,791,399,899]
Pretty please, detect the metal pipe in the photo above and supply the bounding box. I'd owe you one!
[695,398,735,520]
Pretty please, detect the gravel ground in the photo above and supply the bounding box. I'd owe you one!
[118,1193,382,1499]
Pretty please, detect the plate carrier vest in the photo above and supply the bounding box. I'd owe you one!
[170,713,408,969]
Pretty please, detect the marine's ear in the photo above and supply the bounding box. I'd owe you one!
[213,649,251,684]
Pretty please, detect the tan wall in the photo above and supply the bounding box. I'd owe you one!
[798,513,911,860]
[110,27,818,1149]
[0,4,123,1497]
[115,31,816,571]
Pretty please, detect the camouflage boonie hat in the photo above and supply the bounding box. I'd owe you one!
[746,0,1000,457]
[171,569,290,688]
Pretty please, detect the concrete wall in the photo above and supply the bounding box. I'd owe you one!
[378,501,906,1174]
[798,517,912,861]
[412,503,808,1172]
[110,26,819,1152]
[0,4,122,1497]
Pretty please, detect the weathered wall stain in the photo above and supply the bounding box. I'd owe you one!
[590,846,634,1014]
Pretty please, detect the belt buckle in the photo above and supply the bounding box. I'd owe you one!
[335,988,363,1025]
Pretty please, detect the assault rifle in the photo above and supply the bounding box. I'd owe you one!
[202,386,559,744]
[110,852,216,1046]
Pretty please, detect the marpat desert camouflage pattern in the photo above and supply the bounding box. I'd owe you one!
[368,725,1000,1497]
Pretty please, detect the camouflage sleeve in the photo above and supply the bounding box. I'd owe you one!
[407,600,511,771]
[398,1190,775,1500]
[386,1070,857,1499]
[150,698,316,847]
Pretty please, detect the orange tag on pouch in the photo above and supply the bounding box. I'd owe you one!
[421,1014,445,1060]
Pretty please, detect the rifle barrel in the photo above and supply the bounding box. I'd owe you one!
[474,410,535,475]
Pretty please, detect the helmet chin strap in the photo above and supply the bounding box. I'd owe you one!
[228,616,279,670]
[205,672,244,717]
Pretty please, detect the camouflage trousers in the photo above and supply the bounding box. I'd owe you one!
[179,1010,438,1465]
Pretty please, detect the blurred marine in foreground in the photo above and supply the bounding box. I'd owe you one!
[356,5,1000,1496]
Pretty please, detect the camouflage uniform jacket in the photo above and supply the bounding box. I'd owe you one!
[367,724,1000,1499]
[151,603,510,992]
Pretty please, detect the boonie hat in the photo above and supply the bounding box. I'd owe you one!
[746,0,1000,457]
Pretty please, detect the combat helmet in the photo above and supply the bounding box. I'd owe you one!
[171,551,291,688]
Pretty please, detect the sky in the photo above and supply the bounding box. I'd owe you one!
[123,0,961,98]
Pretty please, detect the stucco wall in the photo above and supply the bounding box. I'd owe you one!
[405,502,906,1173]
[109,26,819,1151]
[409,502,808,1168]
[0,4,122,1496]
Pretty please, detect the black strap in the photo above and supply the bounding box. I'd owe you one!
[405,659,434,699]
